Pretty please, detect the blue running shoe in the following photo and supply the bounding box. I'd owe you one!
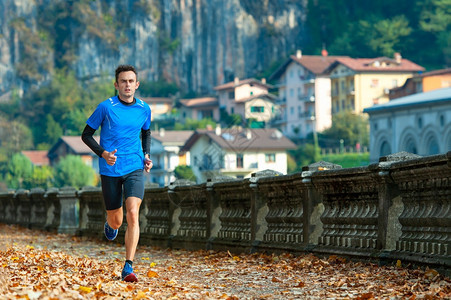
[121,262,138,282]
[104,222,118,241]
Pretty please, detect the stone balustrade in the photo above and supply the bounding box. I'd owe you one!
[0,151,449,274]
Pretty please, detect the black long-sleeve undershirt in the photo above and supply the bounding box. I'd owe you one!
[81,124,151,158]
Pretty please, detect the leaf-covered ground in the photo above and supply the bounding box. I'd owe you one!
[0,224,449,299]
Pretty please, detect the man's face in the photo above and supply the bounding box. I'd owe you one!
[114,71,139,99]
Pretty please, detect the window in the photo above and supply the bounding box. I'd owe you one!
[231,107,234,114]
[290,89,294,97]
[228,91,235,99]
[440,114,445,127]
[236,153,243,168]
[290,107,294,115]
[250,106,264,113]
[265,153,276,163]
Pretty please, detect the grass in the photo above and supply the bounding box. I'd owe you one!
[320,152,370,168]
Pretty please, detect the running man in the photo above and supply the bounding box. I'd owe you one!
[81,64,152,282]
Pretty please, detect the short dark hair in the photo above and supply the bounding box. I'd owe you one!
[115,65,138,82]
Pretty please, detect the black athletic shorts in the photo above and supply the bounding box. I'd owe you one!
[100,169,144,210]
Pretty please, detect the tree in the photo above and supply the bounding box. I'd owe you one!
[44,115,63,148]
[53,155,96,189]
[31,165,53,189]
[174,165,197,182]
[0,118,33,162]
[5,153,33,189]
[320,111,369,149]
[174,118,216,130]
[288,143,320,173]
[418,0,451,66]
[366,15,412,57]
[139,80,179,97]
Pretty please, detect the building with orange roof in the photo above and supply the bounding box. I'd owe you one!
[389,68,451,100]
[214,78,277,128]
[47,136,100,172]
[139,96,174,121]
[269,50,348,139]
[21,150,49,166]
[179,97,219,122]
[325,53,424,115]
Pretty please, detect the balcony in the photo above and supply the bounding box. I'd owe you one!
[298,94,315,102]
[298,112,316,121]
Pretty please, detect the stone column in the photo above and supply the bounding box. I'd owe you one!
[302,161,341,247]
[57,187,79,234]
[15,189,30,228]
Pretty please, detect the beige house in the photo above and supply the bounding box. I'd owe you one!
[179,97,219,122]
[139,97,174,121]
[214,78,277,127]
[180,126,296,183]
[325,53,424,115]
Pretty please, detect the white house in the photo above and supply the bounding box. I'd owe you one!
[148,129,194,186]
[269,50,348,139]
[180,126,297,183]
[363,87,451,163]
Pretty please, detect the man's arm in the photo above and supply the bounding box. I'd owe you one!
[141,128,152,172]
[82,124,117,166]
[141,128,151,158]
[81,125,104,157]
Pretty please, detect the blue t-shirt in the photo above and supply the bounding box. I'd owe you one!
[86,96,151,176]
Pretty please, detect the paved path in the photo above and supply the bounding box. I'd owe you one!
[0,224,449,299]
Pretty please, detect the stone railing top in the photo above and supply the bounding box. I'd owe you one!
[207,175,237,183]
[169,179,197,187]
[380,151,422,163]
[302,161,342,172]
[14,189,29,196]
[30,187,45,194]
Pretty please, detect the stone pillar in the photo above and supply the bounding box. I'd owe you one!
[368,153,408,251]
[15,189,30,228]
[0,191,14,224]
[302,161,341,247]
[30,188,47,230]
[57,187,79,234]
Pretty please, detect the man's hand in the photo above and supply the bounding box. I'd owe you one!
[102,149,117,166]
[144,157,153,173]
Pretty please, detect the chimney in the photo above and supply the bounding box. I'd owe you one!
[234,77,240,85]
[159,127,165,137]
[215,124,222,136]
[394,52,402,64]
[261,78,266,84]
[296,49,302,59]
[321,44,328,57]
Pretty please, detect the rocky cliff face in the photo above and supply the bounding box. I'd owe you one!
[0,0,307,96]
